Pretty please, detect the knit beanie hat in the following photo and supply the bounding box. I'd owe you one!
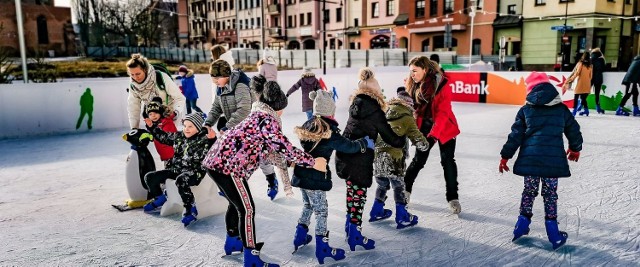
[260,81,288,111]
[145,97,165,116]
[209,59,231,77]
[357,67,381,92]
[309,90,335,117]
[183,112,205,132]
[303,66,313,73]
[178,65,188,73]
[396,86,413,106]
[525,71,550,94]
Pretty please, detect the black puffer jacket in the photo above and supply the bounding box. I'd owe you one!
[291,117,368,191]
[335,88,406,188]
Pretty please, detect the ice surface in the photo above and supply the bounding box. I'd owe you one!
[1,91,639,266]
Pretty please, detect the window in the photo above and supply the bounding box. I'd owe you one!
[216,21,220,30]
[475,0,483,10]
[217,2,221,12]
[535,0,545,5]
[416,0,425,18]
[354,18,359,27]
[230,0,233,10]
[258,18,261,27]
[386,1,394,16]
[508,4,516,15]
[444,0,453,14]
[37,15,48,44]
[372,2,379,18]
[336,7,342,22]
[429,0,437,16]
[232,19,236,29]
[307,12,312,26]
[274,16,280,27]
[223,1,227,11]
[324,9,330,23]
[251,18,254,28]
[560,0,574,2]
[288,15,293,27]
[300,14,304,25]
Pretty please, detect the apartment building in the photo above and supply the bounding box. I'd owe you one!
[237,0,264,49]
[214,0,238,48]
[359,0,400,50]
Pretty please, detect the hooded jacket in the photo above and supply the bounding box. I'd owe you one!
[204,71,253,129]
[373,99,429,178]
[259,61,278,82]
[335,87,406,188]
[567,62,592,95]
[500,82,583,178]
[291,117,368,191]
[287,72,321,112]
[176,70,199,100]
[202,102,315,181]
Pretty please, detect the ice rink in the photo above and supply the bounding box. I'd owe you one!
[1,97,639,266]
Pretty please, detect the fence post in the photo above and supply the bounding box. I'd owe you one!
[318,49,321,68]
[333,50,336,68]
[278,49,282,67]
[366,50,369,67]
[304,50,307,67]
[403,51,407,65]
[348,50,351,67]
[290,50,293,68]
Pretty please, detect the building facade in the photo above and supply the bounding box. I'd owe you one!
[0,0,75,56]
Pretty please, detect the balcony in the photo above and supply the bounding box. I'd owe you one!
[268,4,281,15]
[269,28,283,38]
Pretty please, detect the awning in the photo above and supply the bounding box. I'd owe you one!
[493,15,522,29]
[394,13,409,26]
[345,27,360,36]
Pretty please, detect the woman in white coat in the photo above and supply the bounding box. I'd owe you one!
[126,54,185,129]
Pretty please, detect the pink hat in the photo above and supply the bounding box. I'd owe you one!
[525,71,549,94]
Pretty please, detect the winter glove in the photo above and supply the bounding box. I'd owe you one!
[499,158,510,173]
[567,149,580,162]
[364,136,375,149]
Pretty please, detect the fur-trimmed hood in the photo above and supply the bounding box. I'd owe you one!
[294,117,337,142]
[350,86,387,112]
[386,98,415,120]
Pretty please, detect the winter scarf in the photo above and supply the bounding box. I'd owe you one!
[130,65,159,102]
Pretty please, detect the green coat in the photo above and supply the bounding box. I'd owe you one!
[373,99,429,177]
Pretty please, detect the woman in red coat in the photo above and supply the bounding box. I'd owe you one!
[403,56,462,214]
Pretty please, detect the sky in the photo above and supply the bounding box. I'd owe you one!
[55,0,70,7]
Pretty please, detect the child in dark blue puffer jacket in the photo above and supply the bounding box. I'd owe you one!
[499,71,583,250]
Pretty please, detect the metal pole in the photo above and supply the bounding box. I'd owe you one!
[235,0,239,48]
[562,1,568,71]
[261,0,265,49]
[468,0,475,70]
[15,0,28,83]
[323,0,327,75]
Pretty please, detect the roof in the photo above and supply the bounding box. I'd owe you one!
[394,13,409,26]
[493,15,522,29]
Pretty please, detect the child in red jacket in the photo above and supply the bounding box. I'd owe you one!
[144,97,177,163]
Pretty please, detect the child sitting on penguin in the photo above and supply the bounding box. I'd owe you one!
[143,97,177,164]
[290,89,374,264]
[142,112,216,227]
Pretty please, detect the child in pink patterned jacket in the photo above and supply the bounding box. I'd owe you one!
[202,80,326,266]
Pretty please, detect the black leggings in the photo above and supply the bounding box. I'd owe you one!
[591,81,603,105]
[573,94,588,109]
[144,169,202,208]
[208,169,257,249]
[620,83,639,107]
[404,138,459,201]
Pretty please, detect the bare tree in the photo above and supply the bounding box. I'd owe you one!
[0,23,15,83]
